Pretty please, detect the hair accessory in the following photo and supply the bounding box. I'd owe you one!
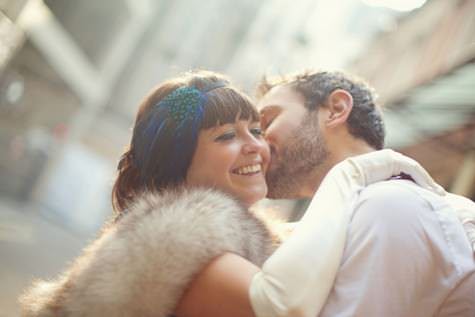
[163,87,204,124]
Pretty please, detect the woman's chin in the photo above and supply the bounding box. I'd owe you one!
[237,188,267,208]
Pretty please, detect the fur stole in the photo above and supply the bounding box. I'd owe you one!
[19,188,277,316]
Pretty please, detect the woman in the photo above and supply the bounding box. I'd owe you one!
[19,70,442,317]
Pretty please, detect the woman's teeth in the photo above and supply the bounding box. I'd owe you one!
[234,164,261,175]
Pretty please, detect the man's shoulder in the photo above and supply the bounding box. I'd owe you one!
[358,179,433,202]
[352,179,434,219]
[346,179,453,242]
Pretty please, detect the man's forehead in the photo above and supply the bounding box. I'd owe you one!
[257,85,304,113]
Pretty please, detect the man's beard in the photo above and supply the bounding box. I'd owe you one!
[265,114,329,199]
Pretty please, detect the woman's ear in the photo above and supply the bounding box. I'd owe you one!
[324,89,353,128]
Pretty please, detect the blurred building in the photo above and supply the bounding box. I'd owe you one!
[225,0,405,89]
[1,0,472,246]
[0,0,267,235]
[1,0,406,231]
[349,0,475,199]
[1,0,474,315]
[1,0,267,314]
[2,0,471,239]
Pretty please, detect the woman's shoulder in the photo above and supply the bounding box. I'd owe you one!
[115,187,276,263]
[19,187,275,317]
[122,187,246,222]
[117,187,254,237]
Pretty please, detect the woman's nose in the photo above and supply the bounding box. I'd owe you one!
[242,135,264,154]
[242,140,259,154]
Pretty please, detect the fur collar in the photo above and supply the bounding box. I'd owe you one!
[20,188,276,316]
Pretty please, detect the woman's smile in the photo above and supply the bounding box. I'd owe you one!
[186,120,270,207]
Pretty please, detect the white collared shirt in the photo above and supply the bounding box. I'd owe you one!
[320,179,475,317]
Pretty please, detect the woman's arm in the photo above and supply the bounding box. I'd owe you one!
[175,150,444,317]
[175,170,349,317]
[175,253,258,317]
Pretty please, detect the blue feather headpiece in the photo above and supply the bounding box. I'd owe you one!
[133,83,226,186]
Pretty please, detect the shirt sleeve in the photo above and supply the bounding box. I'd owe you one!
[320,181,451,317]
[249,161,362,317]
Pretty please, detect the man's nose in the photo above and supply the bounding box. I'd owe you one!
[263,130,276,149]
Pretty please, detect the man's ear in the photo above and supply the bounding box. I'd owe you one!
[324,89,353,128]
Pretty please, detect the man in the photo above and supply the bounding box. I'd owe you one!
[255,70,475,316]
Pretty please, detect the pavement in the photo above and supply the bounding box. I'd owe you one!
[0,197,89,316]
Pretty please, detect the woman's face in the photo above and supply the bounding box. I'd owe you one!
[186,119,270,207]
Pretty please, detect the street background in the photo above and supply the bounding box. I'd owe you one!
[1,0,474,315]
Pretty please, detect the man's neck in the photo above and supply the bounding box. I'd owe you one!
[299,140,375,198]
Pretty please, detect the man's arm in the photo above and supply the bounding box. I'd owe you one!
[175,152,446,317]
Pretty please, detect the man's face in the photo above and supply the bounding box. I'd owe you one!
[257,85,329,199]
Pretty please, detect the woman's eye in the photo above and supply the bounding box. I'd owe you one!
[215,132,235,142]
[250,127,263,137]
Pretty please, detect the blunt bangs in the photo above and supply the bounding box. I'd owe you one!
[200,87,259,129]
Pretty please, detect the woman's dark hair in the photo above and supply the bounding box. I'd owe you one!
[112,70,259,214]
